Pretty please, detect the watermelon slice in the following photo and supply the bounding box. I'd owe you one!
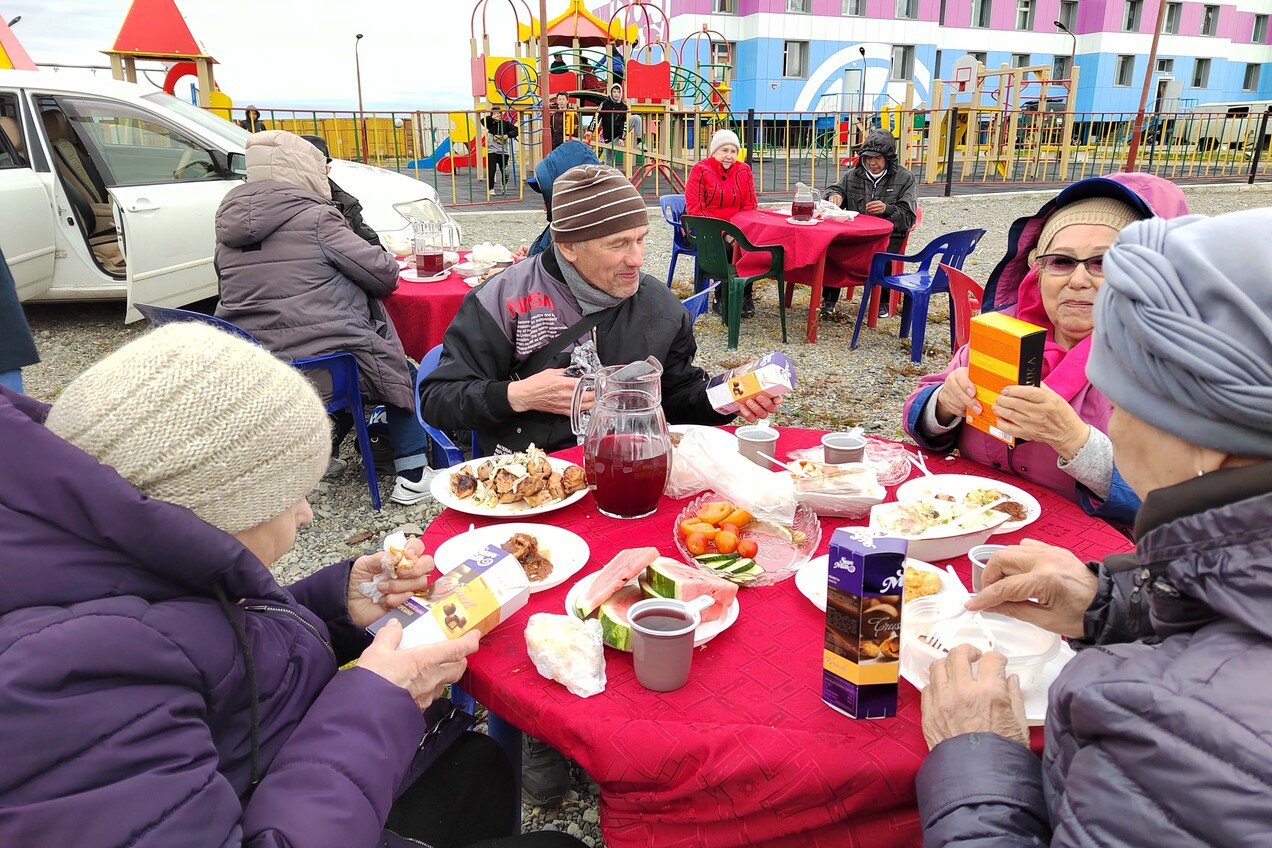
[644,557,738,623]
[597,585,643,650]
[575,547,660,618]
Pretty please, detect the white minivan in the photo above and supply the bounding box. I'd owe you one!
[0,69,454,321]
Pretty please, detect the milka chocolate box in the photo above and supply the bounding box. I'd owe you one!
[822,528,907,719]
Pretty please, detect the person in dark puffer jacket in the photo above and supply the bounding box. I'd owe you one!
[915,207,1272,846]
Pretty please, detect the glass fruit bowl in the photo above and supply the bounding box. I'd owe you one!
[672,491,821,587]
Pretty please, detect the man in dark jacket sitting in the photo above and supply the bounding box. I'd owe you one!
[820,127,918,318]
[301,134,381,246]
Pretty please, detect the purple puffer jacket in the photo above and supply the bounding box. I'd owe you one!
[0,388,427,847]
[916,462,1272,846]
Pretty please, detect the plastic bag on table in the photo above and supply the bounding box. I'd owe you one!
[524,613,606,698]
[671,427,796,525]
[788,437,913,488]
[664,426,738,500]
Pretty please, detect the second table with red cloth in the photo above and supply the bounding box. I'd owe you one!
[422,430,1132,848]
[731,209,893,343]
[384,261,473,362]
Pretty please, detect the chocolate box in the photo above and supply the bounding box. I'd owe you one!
[367,543,530,648]
[965,311,1047,447]
[822,528,908,719]
[706,352,796,414]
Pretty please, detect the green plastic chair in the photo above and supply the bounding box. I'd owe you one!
[680,215,788,350]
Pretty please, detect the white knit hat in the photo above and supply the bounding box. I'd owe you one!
[46,323,331,536]
[709,129,741,157]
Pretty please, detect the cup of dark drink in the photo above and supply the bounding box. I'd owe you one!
[628,596,714,691]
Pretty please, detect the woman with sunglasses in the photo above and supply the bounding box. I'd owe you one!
[902,174,1189,527]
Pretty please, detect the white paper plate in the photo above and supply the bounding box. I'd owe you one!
[401,267,451,283]
[431,523,590,594]
[894,474,1042,535]
[564,571,739,650]
[794,555,963,613]
[431,455,589,518]
[899,639,1075,726]
[785,216,820,226]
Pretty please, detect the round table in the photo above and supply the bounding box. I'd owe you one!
[421,430,1132,848]
[384,259,475,362]
[731,209,893,343]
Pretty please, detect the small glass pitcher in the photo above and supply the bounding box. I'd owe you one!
[792,182,816,221]
[412,220,444,276]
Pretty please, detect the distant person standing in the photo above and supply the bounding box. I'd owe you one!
[239,106,267,133]
[549,93,572,149]
[0,245,38,394]
[483,107,518,195]
[595,83,628,167]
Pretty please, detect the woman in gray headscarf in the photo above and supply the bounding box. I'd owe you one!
[914,207,1272,845]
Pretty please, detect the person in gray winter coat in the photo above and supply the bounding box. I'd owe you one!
[299,134,381,246]
[820,127,917,317]
[916,207,1272,846]
[214,131,435,506]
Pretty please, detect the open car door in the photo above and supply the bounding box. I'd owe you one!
[110,180,229,322]
[0,92,56,300]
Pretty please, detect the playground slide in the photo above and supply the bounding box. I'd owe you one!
[408,138,451,170]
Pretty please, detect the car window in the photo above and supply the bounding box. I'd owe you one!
[55,96,222,186]
[142,91,252,148]
[0,92,26,168]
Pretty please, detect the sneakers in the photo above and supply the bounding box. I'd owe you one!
[324,457,348,479]
[522,736,569,807]
[390,468,439,505]
[819,303,837,320]
[740,295,756,319]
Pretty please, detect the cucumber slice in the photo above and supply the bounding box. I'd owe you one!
[720,557,756,574]
[694,552,740,565]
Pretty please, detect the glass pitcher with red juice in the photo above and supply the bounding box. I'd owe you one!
[570,358,672,519]
[791,182,816,221]
[412,220,444,276]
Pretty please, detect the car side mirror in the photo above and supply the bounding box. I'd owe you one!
[218,150,248,179]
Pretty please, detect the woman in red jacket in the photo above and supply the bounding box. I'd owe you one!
[685,129,758,316]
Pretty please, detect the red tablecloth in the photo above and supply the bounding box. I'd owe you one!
[731,209,893,343]
[384,262,473,362]
[422,431,1132,848]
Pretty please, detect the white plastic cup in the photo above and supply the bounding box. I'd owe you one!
[736,425,779,468]
[822,432,866,464]
[967,544,1007,592]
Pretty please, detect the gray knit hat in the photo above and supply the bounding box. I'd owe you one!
[709,129,741,156]
[549,165,649,243]
[46,323,331,535]
[1089,210,1272,458]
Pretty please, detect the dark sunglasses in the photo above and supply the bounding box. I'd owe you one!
[1036,253,1105,277]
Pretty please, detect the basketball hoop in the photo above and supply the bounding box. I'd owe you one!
[948,55,980,95]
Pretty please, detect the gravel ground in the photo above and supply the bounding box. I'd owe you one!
[19,181,1272,846]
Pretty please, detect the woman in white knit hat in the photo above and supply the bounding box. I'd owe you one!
[0,323,585,848]
[684,128,758,316]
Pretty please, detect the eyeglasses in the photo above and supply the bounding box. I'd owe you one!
[1036,253,1105,277]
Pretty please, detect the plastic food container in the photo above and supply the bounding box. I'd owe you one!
[901,595,1061,694]
[868,501,1010,561]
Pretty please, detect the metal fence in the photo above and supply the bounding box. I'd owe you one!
[225,104,1272,206]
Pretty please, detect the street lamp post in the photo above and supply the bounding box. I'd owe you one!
[1053,20,1077,80]
[355,33,368,164]
[6,16,21,26]
[857,45,868,147]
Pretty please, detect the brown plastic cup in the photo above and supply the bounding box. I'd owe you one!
[629,598,709,692]
[822,432,866,464]
[736,425,779,468]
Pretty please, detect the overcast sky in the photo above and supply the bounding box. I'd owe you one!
[5,0,588,111]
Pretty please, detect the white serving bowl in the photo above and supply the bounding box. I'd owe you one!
[901,595,1061,693]
[452,260,493,279]
[868,501,1011,561]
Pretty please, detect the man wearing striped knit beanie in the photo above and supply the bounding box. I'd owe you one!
[419,164,780,801]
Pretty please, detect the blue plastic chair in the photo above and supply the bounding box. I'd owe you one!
[659,194,699,289]
[849,228,987,364]
[415,344,480,466]
[680,280,722,324]
[134,303,382,511]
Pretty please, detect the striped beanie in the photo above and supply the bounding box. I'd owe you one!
[549,165,649,243]
[46,323,330,536]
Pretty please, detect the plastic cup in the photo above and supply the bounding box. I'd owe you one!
[736,425,779,468]
[628,597,709,692]
[967,544,1007,592]
[822,432,866,464]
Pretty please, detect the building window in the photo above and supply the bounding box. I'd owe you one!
[1015,0,1034,30]
[1243,63,1261,91]
[711,41,737,84]
[1156,58,1174,74]
[1115,55,1135,87]
[1192,57,1211,88]
[1058,0,1077,31]
[786,0,810,12]
[934,49,944,78]
[713,0,735,12]
[891,45,915,80]
[783,41,809,78]
[895,0,918,20]
[1201,5,1218,36]
[972,0,992,28]
[1164,3,1181,34]
[1254,14,1269,43]
[970,51,988,66]
[1123,1,1142,31]
[1011,53,1031,68]
[1053,55,1070,80]
[843,0,866,15]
